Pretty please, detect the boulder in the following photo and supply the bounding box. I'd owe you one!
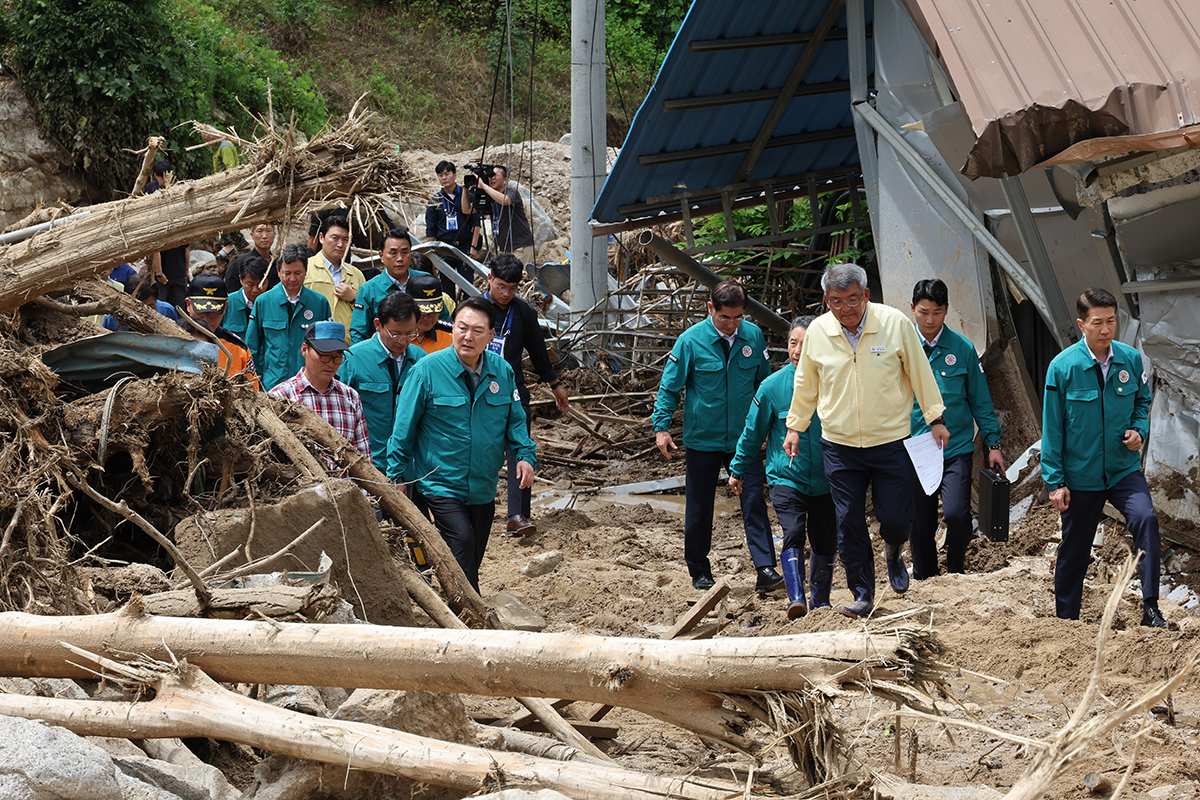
[0,716,122,800]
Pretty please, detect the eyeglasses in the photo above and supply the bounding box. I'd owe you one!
[826,294,864,310]
[715,312,746,323]
[313,351,344,364]
[381,326,417,341]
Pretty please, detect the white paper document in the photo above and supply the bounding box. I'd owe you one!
[904,432,944,496]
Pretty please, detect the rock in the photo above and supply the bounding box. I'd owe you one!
[114,754,240,800]
[558,133,571,146]
[0,76,95,231]
[1148,787,1176,799]
[0,716,123,800]
[490,590,548,631]
[174,480,414,627]
[257,684,329,717]
[521,550,563,578]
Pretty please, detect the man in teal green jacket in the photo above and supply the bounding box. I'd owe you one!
[653,280,777,593]
[350,229,428,344]
[908,279,1004,579]
[223,253,270,341]
[338,290,424,469]
[246,244,332,391]
[1043,287,1164,627]
[387,296,537,591]
[730,316,835,619]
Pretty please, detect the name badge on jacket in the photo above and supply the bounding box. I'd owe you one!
[487,333,506,356]
[870,345,886,353]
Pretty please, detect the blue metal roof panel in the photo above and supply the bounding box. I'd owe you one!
[593,0,872,224]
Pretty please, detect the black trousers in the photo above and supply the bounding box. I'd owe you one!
[424,495,496,593]
[505,385,532,519]
[822,438,916,564]
[683,448,773,577]
[911,452,974,578]
[769,485,837,557]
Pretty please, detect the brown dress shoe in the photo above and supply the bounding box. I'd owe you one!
[506,515,537,535]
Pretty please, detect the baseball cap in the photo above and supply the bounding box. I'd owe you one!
[407,273,444,315]
[188,273,228,313]
[304,320,349,352]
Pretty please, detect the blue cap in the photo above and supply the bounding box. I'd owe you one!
[304,320,348,352]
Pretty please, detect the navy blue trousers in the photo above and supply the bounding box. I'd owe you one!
[505,385,532,519]
[769,485,837,557]
[822,438,916,565]
[911,452,974,578]
[1055,470,1160,620]
[684,448,773,577]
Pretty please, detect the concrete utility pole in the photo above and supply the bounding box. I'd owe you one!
[570,0,607,322]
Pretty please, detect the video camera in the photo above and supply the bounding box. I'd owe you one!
[462,162,499,215]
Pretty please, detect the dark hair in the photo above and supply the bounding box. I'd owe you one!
[378,227,410,251]
[280,243,310,267]
[494,164,508,179]
[320,215,350,236]
[152,160,172,178]
[1076,287,1118,320]
[378,290,418,325]
[241,254,269,282]
[791,315,816,333]
[912,278,949,307]
[453,295,496,328]
[489,253,524,283]
[435,160,456,175]
[410,252,434,274]
[124,273,158,302]
[710,279,747,311]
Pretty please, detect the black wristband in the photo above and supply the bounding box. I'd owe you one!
[931,417,946,427]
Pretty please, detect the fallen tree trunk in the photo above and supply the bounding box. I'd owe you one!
[138,584,341,619]
[264,396,498,629]
[0,661,745,800]
[0,112,415,314]
[0,610,942,751]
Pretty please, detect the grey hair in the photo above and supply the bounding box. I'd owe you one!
[821,262,869,294]
[791,315,817,333]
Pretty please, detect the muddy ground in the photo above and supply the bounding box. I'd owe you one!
[398,396,1200,800]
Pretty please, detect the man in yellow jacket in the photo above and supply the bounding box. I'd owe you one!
[305,215,365,342]
[784,263,948,618]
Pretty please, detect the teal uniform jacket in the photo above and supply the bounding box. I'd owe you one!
[223,289,251,341]
[245,284,332,391]
[730,363,829,496]
[387,348,537,504]
[337,335,425,469]
[910,325,1002,460]
[348,268,430,345]
[652,317,770,452]
[1041,339,1150,492]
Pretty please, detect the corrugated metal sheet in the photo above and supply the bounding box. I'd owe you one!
[591,0,872,226]
[906,0,1200,179]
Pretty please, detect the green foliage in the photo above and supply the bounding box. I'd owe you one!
[3,0,327,195]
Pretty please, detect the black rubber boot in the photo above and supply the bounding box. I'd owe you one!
[808,552,834,609]
[837,559,874,618]
[884,541,910,594]
[780,548,807,620]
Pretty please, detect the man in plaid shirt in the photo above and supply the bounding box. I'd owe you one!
[269,320,371,457]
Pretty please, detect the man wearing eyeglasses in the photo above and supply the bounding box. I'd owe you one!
[784,263,947,619]
[653,280,779,593]
[387,296,538,592]
[338,291,425,470]
[269,320,371,459]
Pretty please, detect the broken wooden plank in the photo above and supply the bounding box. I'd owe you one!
[663,577,732,641]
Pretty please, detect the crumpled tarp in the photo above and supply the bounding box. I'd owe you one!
[906,0,1200,179]
[41,332,218,391]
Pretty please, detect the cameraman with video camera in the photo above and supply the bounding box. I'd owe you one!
[425,161,480,299]
[464,164,535,266]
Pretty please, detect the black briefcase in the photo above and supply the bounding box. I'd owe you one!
[977,467,1010,542]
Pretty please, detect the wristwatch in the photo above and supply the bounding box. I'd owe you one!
[931,416,946,427]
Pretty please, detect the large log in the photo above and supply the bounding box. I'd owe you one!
[0,114,413,314]
[0,662,745,800]
[0,610,942,750]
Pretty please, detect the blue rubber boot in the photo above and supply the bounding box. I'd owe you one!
[781,548,807,620]
[837,559,875,619]
[808,552,834,609]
